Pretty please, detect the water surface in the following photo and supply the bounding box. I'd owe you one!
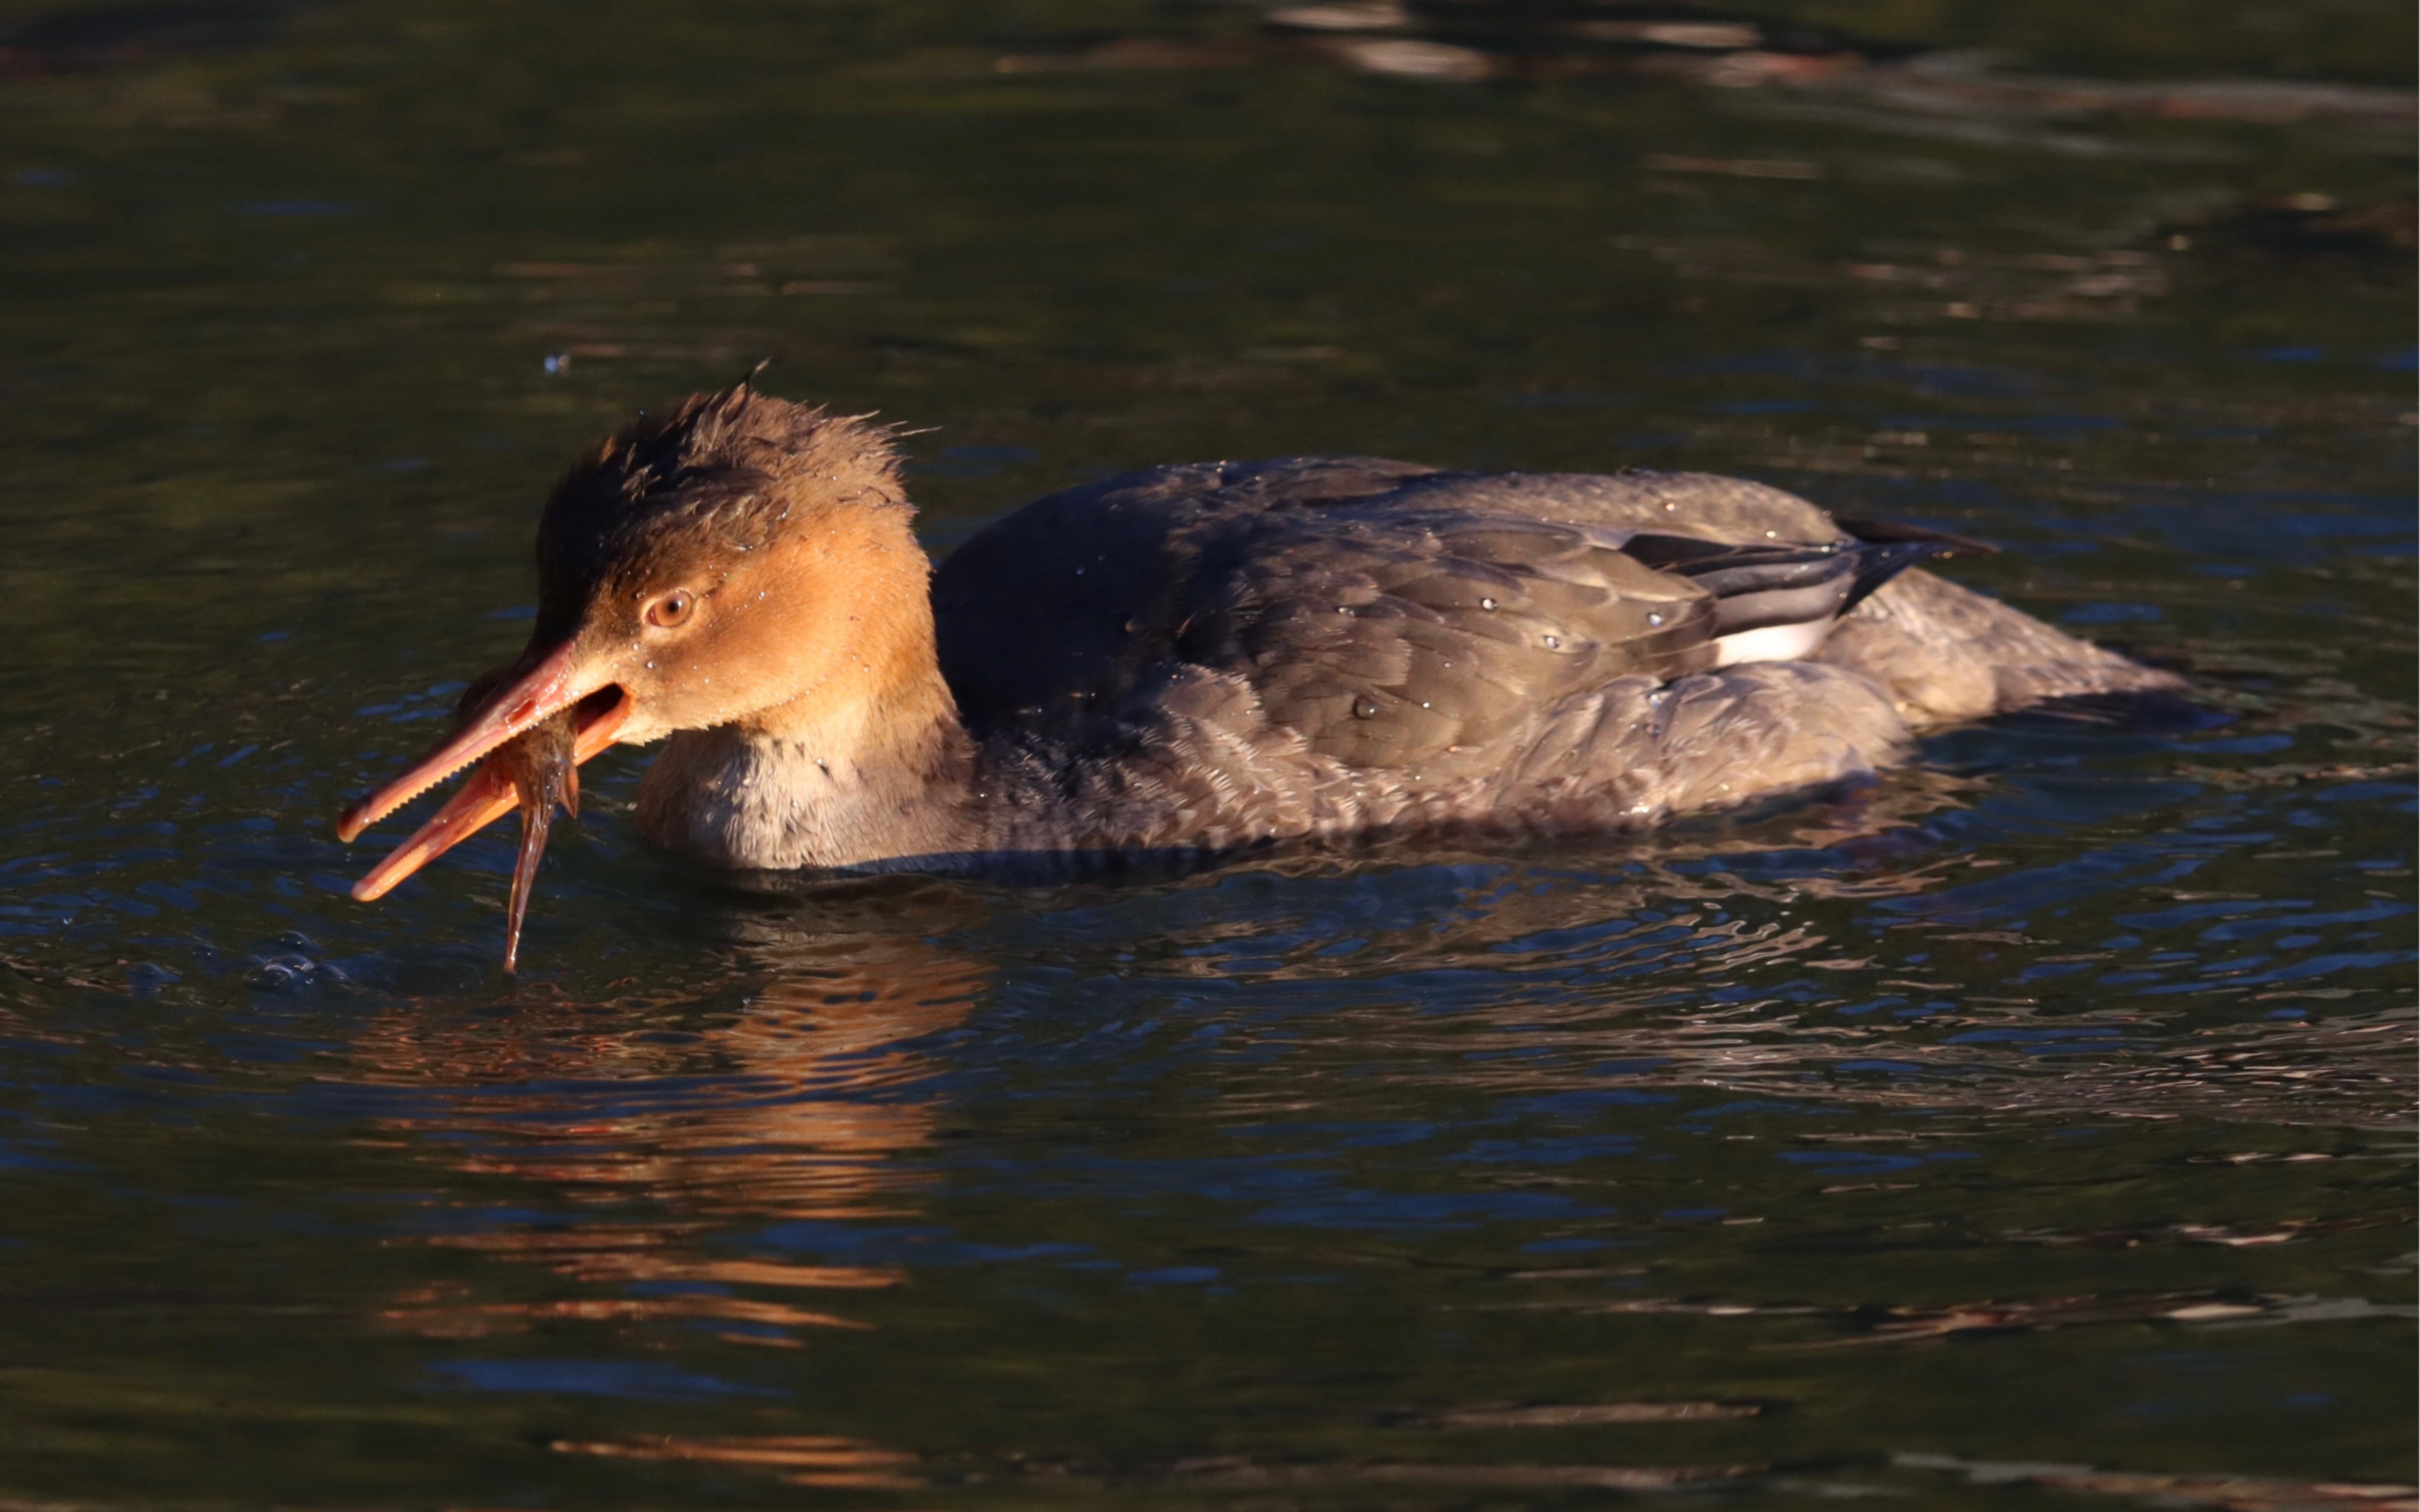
[0,2,2412,1505]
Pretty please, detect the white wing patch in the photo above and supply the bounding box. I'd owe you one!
[1713,620,1833,667]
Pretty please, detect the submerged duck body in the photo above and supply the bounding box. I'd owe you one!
[341,386,2178,903]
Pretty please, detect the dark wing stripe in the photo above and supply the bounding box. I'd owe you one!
[1622,535,1953,637]
[1832,515,2000,556]
[1685,554,1852,599]
[1836,541,1958,615]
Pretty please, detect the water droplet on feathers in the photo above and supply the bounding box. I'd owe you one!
[1352,696,1380,719]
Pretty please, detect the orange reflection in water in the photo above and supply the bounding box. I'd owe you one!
[552,1431,921,1489]
[351,919,987,1347]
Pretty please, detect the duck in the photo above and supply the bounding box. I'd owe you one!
[338,382,2179,918]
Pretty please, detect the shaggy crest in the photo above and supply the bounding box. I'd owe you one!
[535,384,906,621]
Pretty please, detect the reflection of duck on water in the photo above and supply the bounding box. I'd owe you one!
[351,916,973,1487]
[359,915,982,1345]
[338,383,2174,945]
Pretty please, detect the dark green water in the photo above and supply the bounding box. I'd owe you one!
[1,2,2413,1507]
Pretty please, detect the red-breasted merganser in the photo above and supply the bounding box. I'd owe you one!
[338,383,2177,955]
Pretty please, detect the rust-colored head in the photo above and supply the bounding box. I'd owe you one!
[338,385,932,902]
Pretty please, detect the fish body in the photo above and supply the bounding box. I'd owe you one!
[490,709,579,972]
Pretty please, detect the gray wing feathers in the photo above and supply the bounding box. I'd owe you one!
[934,457,2177,854]
[1388,467,1846,544]
[1407,464,2180,721]
[1187,512,1717,774]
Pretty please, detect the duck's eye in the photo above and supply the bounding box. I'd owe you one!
[645,589,696,629]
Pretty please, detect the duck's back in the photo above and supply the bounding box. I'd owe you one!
[930,460,2172,854]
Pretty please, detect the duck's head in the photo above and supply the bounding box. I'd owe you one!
[337,385,928,897]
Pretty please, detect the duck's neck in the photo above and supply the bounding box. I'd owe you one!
[631,580,984,872]
[633,696,979,872]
